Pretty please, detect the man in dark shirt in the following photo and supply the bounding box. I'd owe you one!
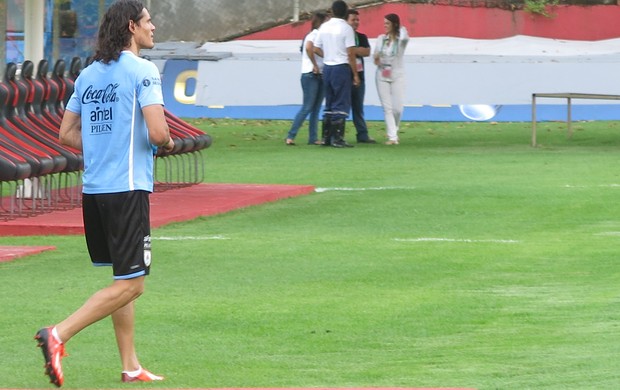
[347,9,376,143]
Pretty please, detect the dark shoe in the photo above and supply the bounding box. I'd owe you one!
[330,118,353,148]
[357,138,377,144]
[321,117,332,146]
[35,327,66,387]
[332,140,354,148]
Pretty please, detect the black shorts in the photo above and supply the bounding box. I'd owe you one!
[82,190,151,280]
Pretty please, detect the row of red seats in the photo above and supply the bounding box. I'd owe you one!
[0,57,211,182]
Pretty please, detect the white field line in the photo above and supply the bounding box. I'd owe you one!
[394,237,520,244]
[594,232,620,236]
[153,235,230,241]
[315,186,416,193]
[564,184,620,188]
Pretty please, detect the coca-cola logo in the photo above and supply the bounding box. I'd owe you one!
[81,83,120,104]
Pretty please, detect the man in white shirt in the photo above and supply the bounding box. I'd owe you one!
[314,0,359,148]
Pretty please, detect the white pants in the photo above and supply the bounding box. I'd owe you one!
[376,75,405,141]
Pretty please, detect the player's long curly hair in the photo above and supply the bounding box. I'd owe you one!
[93,0,145,64]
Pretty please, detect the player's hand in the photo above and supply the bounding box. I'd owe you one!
[162,138,175,152]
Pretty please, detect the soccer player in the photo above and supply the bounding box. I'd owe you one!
[35,0,174,386]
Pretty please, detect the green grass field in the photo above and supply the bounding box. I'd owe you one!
[1,119,619,389]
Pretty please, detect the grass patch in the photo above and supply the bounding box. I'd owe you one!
[1,119,620,388]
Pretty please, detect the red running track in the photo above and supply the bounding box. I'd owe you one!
[0,183,315,237]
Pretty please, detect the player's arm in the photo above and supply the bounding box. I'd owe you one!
[347,46,360,86]
[356,34,371,57]
[59,110,83,151]
[143,104,174,152]
[305,40,320,74]
[354,46,370,57]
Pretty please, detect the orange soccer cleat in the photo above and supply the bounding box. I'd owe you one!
[121,366,164,382]
[35,327,67,387]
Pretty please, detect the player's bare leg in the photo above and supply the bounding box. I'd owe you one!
[112,301,140,372]
[35,278,144,386]
[55,277,145,343]
[112,287,163,382]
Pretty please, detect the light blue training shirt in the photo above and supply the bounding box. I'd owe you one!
[65,50,164,194]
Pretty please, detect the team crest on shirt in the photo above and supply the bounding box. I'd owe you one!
[142,76,161,87]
